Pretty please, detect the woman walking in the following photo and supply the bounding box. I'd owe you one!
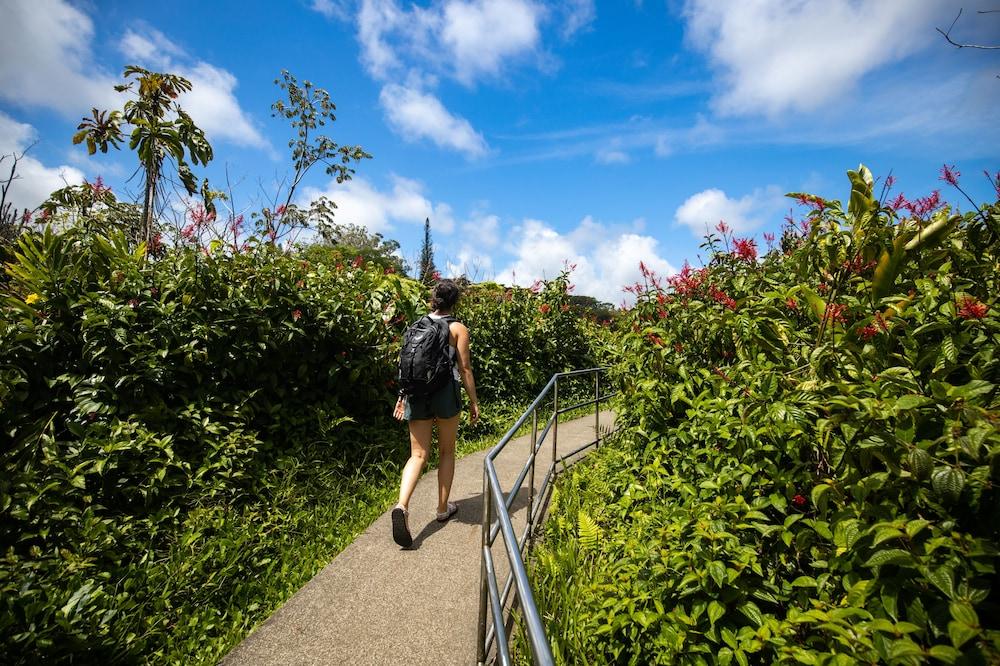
[391,280,480,548]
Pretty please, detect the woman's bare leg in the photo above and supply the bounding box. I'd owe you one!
[397,419,433,510]
[436,414,459,514]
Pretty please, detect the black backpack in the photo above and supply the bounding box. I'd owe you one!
[398,315,455,397]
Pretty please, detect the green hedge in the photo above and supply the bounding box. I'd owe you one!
[0,218,598,662]
[529,168,1000,665]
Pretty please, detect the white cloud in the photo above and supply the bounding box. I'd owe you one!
[119,28,269,150]
[355,0,544,84]
[682,0,955,117]
[311,0,352,20]
[379,84,489,158]
[595,147,630,165]
[0,112,85,211]
[496,215,676,304]
[300,174,456,235]
[440,0,542,84]
[674,186,784,235]
[558,0,596,39]
[0,0,117,115]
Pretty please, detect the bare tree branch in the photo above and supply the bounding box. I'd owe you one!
[937,7,1000,49]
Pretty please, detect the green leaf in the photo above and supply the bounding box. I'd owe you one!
[931,467,964,504]
[864,549,913,568]
[926,566,956,599]
[791,576,817,588]
[888,638,923,659]
[949,602,978,628]
[708,560,726,587]
[708,601,725,626]
[738,601,763,627]
[947,620,978,648]
[928,645,961,664]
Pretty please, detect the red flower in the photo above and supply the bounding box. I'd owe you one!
[657,308,667,319]
[794,193,826,211]
[939,164,960,187]
[885,175,896,189]
[763,232,775,248]
[561,304,570,312]
[817,282,829,294]
[352,255,364,268]
[857,324,879,341]
[715,220,730,235]
[274,204,287,217]
[539,303,551,314]
[823,302,847,325]
[296,279,305,289]
[732,237,757,262]
[292,309,302,322]
[673,343,683,353]
[889,193,908,211]
[957,296,988,320]
[128,298,139,308]
[181,223,197,240]
[148,233,163,254]
[786,297,799,311]
[648,334,664,347]
[431,270,442,281]
[792,494,807,508]
[384,267,395,274]
[708,285,737,310]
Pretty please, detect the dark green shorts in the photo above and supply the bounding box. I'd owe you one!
[405,379,462,421]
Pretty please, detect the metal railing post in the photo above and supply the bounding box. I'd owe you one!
[595,372,601,448]
[527,409,537,541]
[552,379,559,467]
[476,467,492,665]
[476,368,616,666]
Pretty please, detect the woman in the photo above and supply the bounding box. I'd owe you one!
[391,279,480,548]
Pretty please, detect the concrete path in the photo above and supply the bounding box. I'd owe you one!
[222,410,614,666]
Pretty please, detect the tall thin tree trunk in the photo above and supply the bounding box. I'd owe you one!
[141,157,158,247]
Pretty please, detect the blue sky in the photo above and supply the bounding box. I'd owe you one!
[2,0,998,303]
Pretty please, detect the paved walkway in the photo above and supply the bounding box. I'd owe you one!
[222,410,614,666]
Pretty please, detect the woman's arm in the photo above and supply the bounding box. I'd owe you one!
[453,322,479,424]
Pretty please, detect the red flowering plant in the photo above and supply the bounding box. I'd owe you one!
[532,166,1000,665]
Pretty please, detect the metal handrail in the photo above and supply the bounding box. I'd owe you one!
[476,368,617,665]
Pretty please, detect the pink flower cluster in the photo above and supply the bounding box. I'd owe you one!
[890,191,943,218]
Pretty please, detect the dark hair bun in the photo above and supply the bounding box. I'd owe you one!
[431,279,460,311]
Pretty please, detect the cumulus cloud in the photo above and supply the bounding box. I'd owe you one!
[682,0,955,117]
[119,28,269,150]
[440,0,542,84]
[379,84,489,158]
[0,0,117,115]
[355,0,544,84]
[0,112,85,211]
[300,174,456,235]
[496,215,676,304]
[674,186,784,235]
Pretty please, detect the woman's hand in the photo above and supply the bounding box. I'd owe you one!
[393,397,405,421]
[469,402,480,425]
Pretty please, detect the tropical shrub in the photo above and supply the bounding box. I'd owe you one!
[456,273,595,403]
[530,167,1000,665]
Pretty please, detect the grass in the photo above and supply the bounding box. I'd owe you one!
[163,401,540,665]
